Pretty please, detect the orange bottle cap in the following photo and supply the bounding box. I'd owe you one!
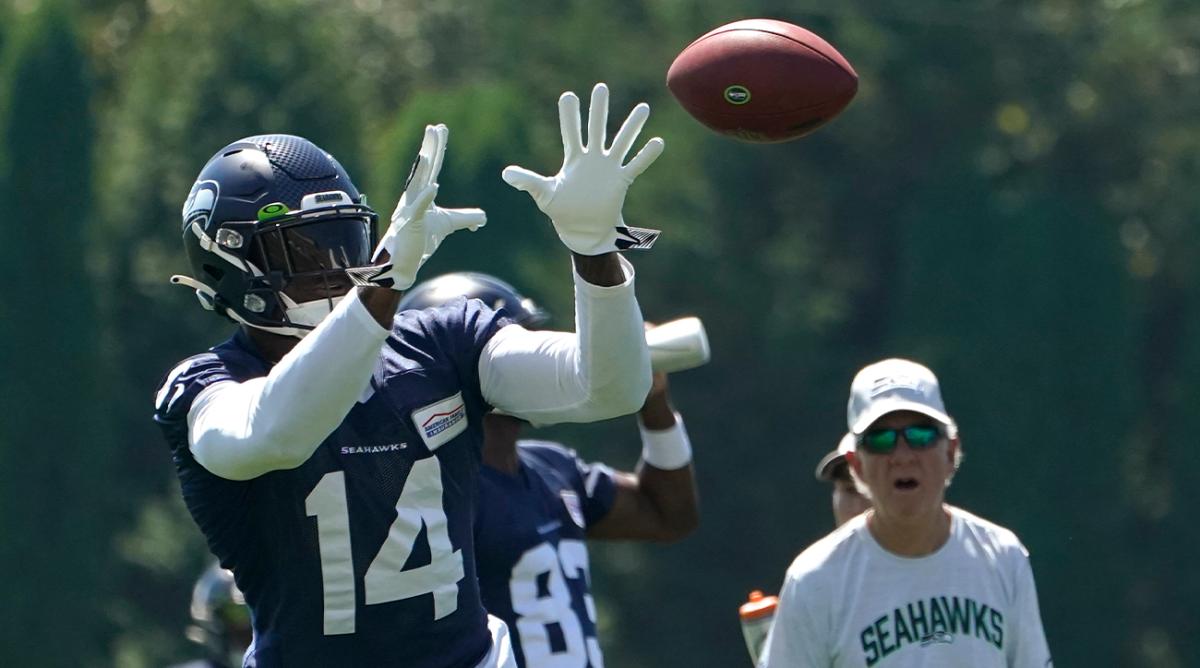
[739,590,779,620]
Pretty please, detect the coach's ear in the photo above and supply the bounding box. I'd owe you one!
[846,449,862,477]
[946,436,962,471]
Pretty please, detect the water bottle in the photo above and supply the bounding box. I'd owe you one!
[739,589,778,665]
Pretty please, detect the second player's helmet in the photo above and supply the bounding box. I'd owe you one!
[185,563,251,667]
[173,134,379,338]
[398,272,549,327]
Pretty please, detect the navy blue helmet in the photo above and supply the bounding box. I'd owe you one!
[185,563,251,666]
[399,272,549,327]
[173,134,379,337]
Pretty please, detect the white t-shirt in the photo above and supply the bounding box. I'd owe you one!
[759,506,1052,668]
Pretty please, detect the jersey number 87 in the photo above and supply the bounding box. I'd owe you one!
[511,539,603,667]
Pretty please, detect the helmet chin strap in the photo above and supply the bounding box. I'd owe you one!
[227,310,309,339]
[171,274,220,311]
[278,292,345,337]
[171,274,343,339]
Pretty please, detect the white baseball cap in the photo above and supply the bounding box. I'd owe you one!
[814,432,855,481]
[847,358,955,435]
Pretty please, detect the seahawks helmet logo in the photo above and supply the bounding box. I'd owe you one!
[920,631,954,647]
[182,180,220,230]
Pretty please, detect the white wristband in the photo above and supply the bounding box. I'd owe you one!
[639,412,693,470]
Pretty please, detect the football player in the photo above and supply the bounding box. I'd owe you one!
[154,83,663,667]
[399,273,700,668]
[759,359,1053,667]
[170,563,252,668]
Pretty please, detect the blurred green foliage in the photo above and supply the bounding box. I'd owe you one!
[1,0,1197,666]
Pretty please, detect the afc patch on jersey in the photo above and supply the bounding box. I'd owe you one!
[412,392,468,451]
[561,490,585,528]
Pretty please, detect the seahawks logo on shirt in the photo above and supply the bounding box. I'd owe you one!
[860,595,1004,666]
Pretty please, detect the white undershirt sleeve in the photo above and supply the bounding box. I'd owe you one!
[1007,553,1053,667]
[478,256,651,426]
[187,290,389,481]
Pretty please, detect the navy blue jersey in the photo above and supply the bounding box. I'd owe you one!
[154,298,509,668]
[474,441,618,668]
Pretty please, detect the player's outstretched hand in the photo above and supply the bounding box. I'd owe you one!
[501,83,665,256]
[361,124,486,291]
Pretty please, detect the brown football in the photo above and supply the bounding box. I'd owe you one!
[667,19,858,143]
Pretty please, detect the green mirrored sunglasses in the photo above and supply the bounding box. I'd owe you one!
[858,425,943,454]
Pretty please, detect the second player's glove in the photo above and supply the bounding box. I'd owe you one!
[501,83,664,256]
[356,124,486,291]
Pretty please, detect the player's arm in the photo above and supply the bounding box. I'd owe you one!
[480,83,663,424]
[478,252,648,423]
[585,372,699,542]
[188,126,484,481]
[187,290,389,480]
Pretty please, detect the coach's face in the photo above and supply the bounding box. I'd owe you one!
[848,410,957,520]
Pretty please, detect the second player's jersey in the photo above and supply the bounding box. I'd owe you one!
[154,298,508,668]
[474,441,618,668]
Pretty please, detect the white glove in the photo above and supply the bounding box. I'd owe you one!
[501,83,664,256]
[356,124,486,291]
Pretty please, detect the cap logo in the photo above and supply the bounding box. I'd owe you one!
[870,374,924,397]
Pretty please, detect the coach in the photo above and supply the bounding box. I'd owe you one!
[759,358,1052,667]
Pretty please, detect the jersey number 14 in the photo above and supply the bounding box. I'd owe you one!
[305,457,463,635]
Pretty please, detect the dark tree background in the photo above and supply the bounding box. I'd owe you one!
[1,0,1196,665]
